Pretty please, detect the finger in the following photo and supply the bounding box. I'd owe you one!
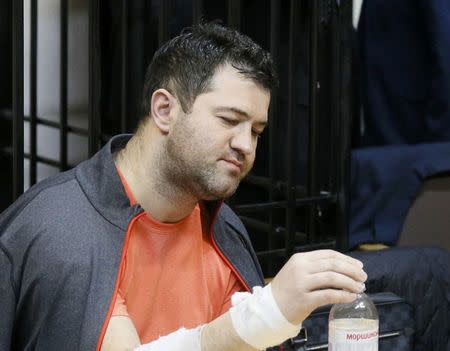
[301,249,364,268]
[309,258,367,282]
[309,289,358,307]
[306,271,366,294]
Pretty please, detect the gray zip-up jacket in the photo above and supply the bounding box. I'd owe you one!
[0,134,264,351]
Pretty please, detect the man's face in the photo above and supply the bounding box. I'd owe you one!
[163,64,270,200]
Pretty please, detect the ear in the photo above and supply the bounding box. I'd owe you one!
[150,89,177,134]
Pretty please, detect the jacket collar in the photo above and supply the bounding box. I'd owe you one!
[75,134,143,231]
[75,134,264,287]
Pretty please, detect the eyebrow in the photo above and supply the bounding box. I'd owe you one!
[214,106,268,128]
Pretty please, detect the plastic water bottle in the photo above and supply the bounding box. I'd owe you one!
[328,293,379,351]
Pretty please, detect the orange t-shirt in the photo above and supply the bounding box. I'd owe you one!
[112,167,245,343]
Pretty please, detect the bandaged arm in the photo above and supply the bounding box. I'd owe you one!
[101,284,301,351]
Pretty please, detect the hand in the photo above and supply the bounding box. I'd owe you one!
[270,249,367,325]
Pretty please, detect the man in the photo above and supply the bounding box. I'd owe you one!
[0,23,367,350]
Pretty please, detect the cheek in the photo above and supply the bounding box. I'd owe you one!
[188,132,222,160]
[195,131,220,150]
[197,127,230,151]
[181,117,235,156]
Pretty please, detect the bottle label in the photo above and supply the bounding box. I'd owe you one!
[328,319,378,351]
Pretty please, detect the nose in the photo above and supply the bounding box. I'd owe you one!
[230,124,254,156]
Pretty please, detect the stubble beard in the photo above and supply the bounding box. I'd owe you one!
[161,124,245,201]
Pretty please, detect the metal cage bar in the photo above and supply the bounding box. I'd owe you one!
[234,194,336,214]
[24,152,68,168]
[285,0,299,257]
[89,0,100,156]
[30,0,37,185]
[12,0,24,199]
[329,1,340,196]
[330,0,342,246]
[335,0,352,250]
[268,0,280,260]
[257,241,336,259]
[26,115,88,135]
[121,0,128,133]
[158,1,170,47]
[60,0,68,171]
[227,0,241,29]
[307,0,320,243]
[192,0,203,24]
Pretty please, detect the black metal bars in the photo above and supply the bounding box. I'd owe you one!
[285,0,300,257]
[30,0,37,185]
[268,0,280,263]
[89,0,100,156]
[158,1,170,47]
[256,241,336,259]
[307,0,320,244]
[234,194,336,214]
[335,0,352,250]
[60,0,68,171]
[192,0,204,24]
[121,0,128,133]
[227,0,241,29]
[12,0,24,199]
[24,115,88,136]
[7,0,91,187]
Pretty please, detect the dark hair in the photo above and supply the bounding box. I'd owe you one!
[140,22,278,117]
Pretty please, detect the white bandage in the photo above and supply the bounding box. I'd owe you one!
[229,283,302,350]
[134,325,204,351]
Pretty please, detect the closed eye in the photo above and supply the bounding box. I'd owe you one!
[218,116,239,126]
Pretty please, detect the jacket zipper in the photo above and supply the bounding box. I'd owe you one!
[210,234,251,292]
[95,211,146,351]
[208,205,252,293]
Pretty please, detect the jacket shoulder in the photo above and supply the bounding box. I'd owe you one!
[0,169,76,233]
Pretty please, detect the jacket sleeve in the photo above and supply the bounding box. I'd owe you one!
[0,248,16,350]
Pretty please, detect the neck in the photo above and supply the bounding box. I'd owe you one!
[115,129,198,223]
